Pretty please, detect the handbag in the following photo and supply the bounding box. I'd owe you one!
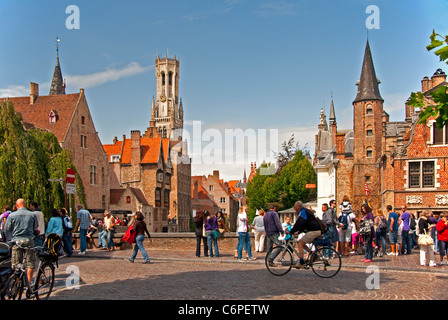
[214,229,222,238]
[418,230,434,246]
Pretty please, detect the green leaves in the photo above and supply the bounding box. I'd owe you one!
[427,30,448,64]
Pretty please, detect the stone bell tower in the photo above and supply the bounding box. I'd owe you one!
[147,54,183,139]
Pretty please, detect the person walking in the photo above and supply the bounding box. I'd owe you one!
[263,204,284,266]
[418,210,437,267]
[60,208,73,257]
[204,211,219,258]
[374,209,387,257]
[436,212,448,266]
[194,210,208,258]
[237,207,255,261]
[74,204,91,255]
[251,210,266,253]
[129,212,152,264]
[4,199,38,284]
[329,200,340,252]
[387,205,400,256]
[46,208,63,237]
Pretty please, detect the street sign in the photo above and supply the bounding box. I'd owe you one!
[305,184,317,189]
[66,168,76,184]
[66,183,76,194]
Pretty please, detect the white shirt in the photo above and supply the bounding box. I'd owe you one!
[237,212,248,233]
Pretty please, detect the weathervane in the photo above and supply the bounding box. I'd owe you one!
[55,36,61,56]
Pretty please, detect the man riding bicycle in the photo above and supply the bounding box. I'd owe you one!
[286,201,322,268]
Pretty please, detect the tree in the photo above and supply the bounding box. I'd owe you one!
[245,136,316,223]
[0,100,86,219]
[407,30,448,128]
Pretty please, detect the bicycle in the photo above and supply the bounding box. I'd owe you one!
[265,236,342,278]
[1,240,57,300]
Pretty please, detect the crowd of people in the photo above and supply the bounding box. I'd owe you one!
[319,196,448,267]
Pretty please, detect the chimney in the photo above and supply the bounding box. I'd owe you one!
[113,136,118,144]
[131,130,141,164]
[431,69,447,88]
[421,76,431,92]
[193,180,199,199]
[30,82,39,104]
[213,170,219,179]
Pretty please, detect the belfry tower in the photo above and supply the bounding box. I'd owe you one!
[145,55,183,139]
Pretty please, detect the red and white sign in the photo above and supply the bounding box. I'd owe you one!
[66,168,76,184]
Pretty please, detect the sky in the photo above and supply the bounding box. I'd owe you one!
[1,0,448,181]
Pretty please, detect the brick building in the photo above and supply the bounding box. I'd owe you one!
[314,39,448,217]
[192,171,239,231]
[0,53,110,211]
[103,55,191,232]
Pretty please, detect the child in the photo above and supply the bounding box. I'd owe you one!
[350,220,359,254]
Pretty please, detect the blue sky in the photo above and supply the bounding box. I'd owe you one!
[1,0,448,180]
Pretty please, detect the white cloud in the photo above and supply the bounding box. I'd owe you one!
[0,85,28,98]
[65,62,153,89]
[256,1,302,17]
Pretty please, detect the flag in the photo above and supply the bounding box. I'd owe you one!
[364,183,370,196]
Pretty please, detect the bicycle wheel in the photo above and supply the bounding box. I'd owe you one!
[34,261,55,300]
[265,245,293,276]
[1,272,24,300]
[310,247,341,278]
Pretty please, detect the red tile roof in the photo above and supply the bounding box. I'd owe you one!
[0,93,81,143]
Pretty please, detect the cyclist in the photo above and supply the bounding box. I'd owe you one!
[285,201,322,268]
[4,199,38,284]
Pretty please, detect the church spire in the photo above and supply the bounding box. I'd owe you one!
[329,95,336,125]
[353,40,382,103]
[49,37,65,95]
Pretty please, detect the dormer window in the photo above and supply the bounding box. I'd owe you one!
[49,110,57,124]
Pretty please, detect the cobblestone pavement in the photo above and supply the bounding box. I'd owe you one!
[50,248,448,301]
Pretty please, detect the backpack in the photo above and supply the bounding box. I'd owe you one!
[410,218,416,231]
[315,216,328,233]
[339,213,349,230]
[41,233,63,262]
[378,217,387,231]
[63,215,73,231]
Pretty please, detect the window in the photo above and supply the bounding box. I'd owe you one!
[209,185,214,192]
[90,165,96,185]
[155,188,161,206]
[111,155,120,162]
[366,147,373,158]
[169,72,173,86]
[126,196,131,204]
[433,124,448,145]
[366,129,373,136]
[81,135,87,148]
[49,111,57,124]
[220,197,226,203]
[165,173,171,185]
[161,72,166,86]
[164,189,170,205]
[157,170,163,183]
[81,116,85,125]
[409,161,435,188]
[366,104,373,115]
[101,167,105,185]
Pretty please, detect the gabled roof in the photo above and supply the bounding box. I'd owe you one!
[0,93,81,143]
[353,40,383,103]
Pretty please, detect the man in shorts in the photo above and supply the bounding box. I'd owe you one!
[387,205,400,256]
[286,201,322,268]
[4,199,38,284]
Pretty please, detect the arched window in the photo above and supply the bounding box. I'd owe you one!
[169,72,173,86]
[161,72,166,86]
[366,147,373,158]
[366,104,373,115]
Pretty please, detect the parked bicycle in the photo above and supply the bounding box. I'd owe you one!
[265,236,342,278]
[1,233,61,300]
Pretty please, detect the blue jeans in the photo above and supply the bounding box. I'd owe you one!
[130,235,150,262]
[375,229,387,254]
[365,241,374,260]
[98,230,107,248]
[237,232,252,259]
[106,229,115,249]
[63,231,73,256]
[401,230,412,254]
[79,228,87,252]
[206,231,219,257]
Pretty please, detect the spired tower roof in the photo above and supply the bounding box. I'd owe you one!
[49,52,65,95]
[353,40,383,103]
